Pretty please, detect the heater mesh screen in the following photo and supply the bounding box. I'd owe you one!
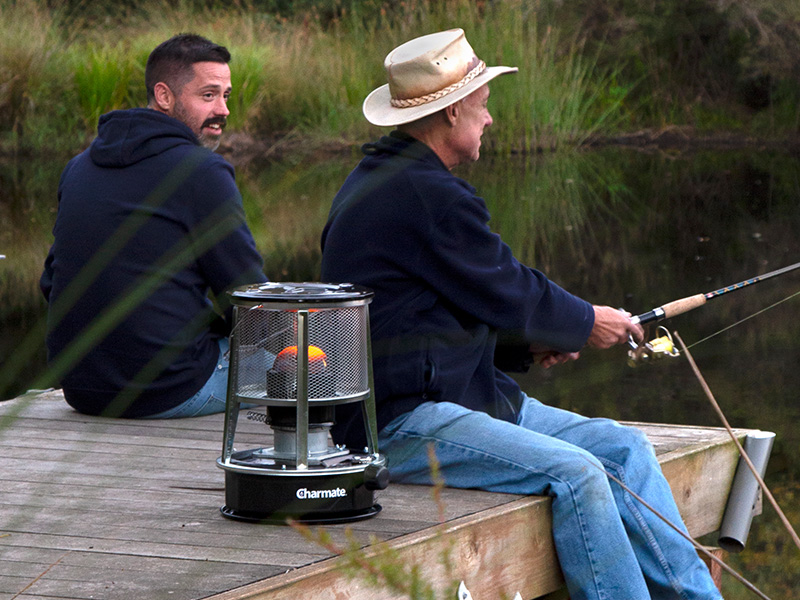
[230,305,370,402]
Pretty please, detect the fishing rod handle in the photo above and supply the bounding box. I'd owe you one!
[661,293,707,318]
[633,293,707,325]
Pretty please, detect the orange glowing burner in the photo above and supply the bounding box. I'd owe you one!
[273,345,328,372]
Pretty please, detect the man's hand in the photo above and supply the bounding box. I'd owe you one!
[530,304,642,368]
[587,305,644,349]
[534,350,581,369]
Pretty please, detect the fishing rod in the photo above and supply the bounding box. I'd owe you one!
[632,260,800,326]
[627,260,800,365]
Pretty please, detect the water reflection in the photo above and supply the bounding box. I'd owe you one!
[1,148,798,597]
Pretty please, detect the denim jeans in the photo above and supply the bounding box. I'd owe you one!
[378,396,722,600]
[143,338,230,419]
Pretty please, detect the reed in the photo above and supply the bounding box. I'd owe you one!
[0,1,60,147]
[477,14,634,152]
[70,42,141,130]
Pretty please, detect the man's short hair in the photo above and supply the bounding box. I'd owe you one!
[145,33,231,104]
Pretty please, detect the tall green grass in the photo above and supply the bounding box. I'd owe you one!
[0,2,60,148]
[70,42,142,129]
[2,0,799,157]
[473,15,636,152]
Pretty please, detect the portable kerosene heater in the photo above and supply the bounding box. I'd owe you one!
[216,282,389,524]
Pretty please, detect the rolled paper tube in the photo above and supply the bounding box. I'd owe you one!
[718,431,776,553]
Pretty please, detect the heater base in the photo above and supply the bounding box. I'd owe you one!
[220,468,383,525]
[220,503,381,525]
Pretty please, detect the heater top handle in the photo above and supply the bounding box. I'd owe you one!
[230,282,374,308]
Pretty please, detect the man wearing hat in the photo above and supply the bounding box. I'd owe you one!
[321,29,722,600]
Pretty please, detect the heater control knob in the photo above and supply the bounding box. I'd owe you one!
[363,464,390,491]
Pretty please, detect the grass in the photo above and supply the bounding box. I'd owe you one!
[70,42,142,130]
[0,1,60,148]
[2,0,799,158]
[483,18,637,152]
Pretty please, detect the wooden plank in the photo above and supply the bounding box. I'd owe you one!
[0,417,262,446]
[658,431,744,534]
[0,553,281,600]
[208,496,560,600]
[0,530,324,569]
[0,557,278,600]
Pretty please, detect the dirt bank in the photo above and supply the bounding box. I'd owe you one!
[217,126,800,168]
[584,126,800,154]
[4,127,797,168]
[216,132,356,168]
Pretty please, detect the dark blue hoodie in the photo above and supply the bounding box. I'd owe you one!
[40,108,266,417]
[321,132,594,448]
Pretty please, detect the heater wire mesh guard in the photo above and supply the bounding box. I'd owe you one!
[217,282,388,524]
[232,303,370,404]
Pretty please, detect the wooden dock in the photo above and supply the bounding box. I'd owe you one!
[0,389,759,600]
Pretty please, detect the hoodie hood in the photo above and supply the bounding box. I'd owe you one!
[89,108,200,168]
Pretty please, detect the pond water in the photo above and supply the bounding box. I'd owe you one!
[1,147,798,597]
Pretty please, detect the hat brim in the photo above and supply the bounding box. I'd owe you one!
[362,65,518,127]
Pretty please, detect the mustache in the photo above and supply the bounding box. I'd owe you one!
[202,116,227,129]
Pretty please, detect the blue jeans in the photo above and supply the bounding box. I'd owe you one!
[143,338,230,419]
[378,396,722,600]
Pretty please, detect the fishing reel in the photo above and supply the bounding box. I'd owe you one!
[627,326,680,367]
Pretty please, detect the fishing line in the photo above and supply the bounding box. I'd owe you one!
[594,461,771,600]
[685,288,800,350]
[675,331,800,553]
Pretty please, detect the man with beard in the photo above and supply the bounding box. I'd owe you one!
[40,34,267,418]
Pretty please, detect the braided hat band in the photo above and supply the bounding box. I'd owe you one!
[390,60,487,108]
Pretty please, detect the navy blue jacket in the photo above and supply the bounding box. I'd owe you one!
[40,108,266,417]
[320,132,594,448]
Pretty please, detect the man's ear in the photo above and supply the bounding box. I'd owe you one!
[444,100,460,127]
[152,82,174,112]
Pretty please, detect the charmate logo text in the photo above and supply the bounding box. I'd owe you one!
[296,487,348,500]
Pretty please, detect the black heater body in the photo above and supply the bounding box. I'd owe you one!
[217,282,388,524]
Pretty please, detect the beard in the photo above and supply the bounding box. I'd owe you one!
[197,117,226,151]
[198,133,221,152]
[171,101,226,151]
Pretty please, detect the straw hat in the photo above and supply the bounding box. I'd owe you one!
[363,29,518,127]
